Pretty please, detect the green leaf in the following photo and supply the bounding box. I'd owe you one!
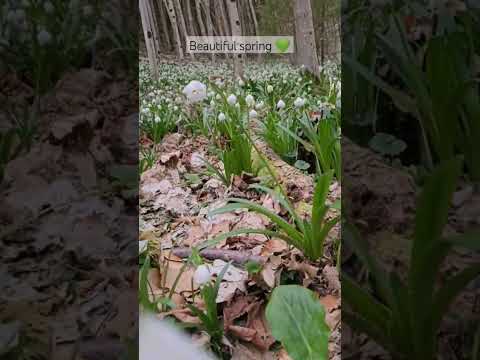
[342,274,391,335]
[266,285,329,360]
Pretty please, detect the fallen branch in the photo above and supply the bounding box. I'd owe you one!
[172,248,266,265]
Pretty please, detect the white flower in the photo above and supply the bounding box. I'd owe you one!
[235,103,240,109]
[255,101,264,110]
[194,265,212,286]
[245,94,255,107]
[216,94,222,100]
[182,80,207,103]
[249,109,258,119]
[238,79,245,87]
[154,116,160,123]
[173,106,179,111]
[37,29,52,46]
[210,100,215,107]
[267,85,274,93]
[294,97,305,108]
[227,94,237,106]
[44,1,54,13]
[277,100,286,110]
[218,113,226,122]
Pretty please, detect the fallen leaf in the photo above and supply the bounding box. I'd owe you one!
[228,325,256,341]
[211,260,248,282]
[162,261,197,294]
[246,302,275,351]
[261,238,288,256]
[231,342,275,360]
[217,281,247,303]
[322,265,340,292]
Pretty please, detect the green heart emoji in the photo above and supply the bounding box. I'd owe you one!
[275,38,290,53]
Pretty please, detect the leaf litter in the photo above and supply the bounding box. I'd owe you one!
[140,131,342,359]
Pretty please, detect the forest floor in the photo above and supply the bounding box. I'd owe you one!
[139,59,341,359]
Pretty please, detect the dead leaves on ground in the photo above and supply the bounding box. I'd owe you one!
[140,133,341,357]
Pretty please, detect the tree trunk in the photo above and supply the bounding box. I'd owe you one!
[163,0,184,58]
[195,0,207,36]
[293,0,320,77]
[226,0,244,78]
[157,0,172,51]
[320,1,326,65]
[173,0,193,58]
[248,0,258,35]
[203,0,215,62]
[219,0,231,36]
[184,0,196,36]
[140,0,159,78]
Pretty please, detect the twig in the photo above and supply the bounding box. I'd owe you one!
[172,248,266,265]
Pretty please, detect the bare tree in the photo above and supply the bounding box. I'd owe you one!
[157,0,172,51]
[163,0,184,58]
[194,0,207,36]
[140,0,159,78]
[226,0,244,78]
[203,0,215,62]
[293,0,320,77]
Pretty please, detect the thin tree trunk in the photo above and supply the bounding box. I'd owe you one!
[157,0,172,51]
[226,0,244,78]
[173,0,193,58]
[203,0,215,62]
[140,0,159,78]
[148,0,161,54]
[320,1,326,65]
[163,0,184,58]
[293,0,320,77]
[195,0,207,36]
[248,0,258,35]
[219,0,231,36]
[185,0,196,36]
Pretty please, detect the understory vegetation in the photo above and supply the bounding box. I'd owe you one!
[139,60,341,359]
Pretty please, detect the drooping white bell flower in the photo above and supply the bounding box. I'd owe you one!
[245,94,255,107]
[227,94,237,106]
[182,80,207,103]
[249,109,258,119]
[277,100,286,110]
[218,113,226,122]
[255,101,264,110]
[216,94,222,100]
[267,85,274,94]
[294,97,305,108]
[194,264,212,286]
[238,78,245,87]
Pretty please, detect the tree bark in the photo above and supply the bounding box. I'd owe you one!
[163,0,184,58]
[293,0,320,77]
[184,0,196,36]
[203,0,215,62]
[173,0,193,58]
[140,0,159,78]
[194,0,207,36]
[157,0,172,51]
[248,0,258,35]
[226,0,244,78]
